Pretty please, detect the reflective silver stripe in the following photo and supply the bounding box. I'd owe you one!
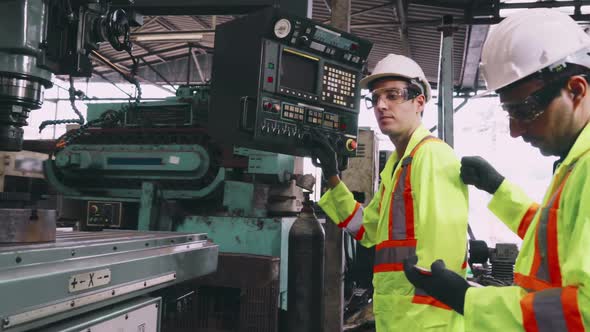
[534,288,568,332]
[535,189,560,282]
[374,245,416,265]
[391,157,411,240]
[344,205,364,238]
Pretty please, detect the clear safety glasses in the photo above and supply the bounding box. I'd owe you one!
[363,87,422,109]
[500,79,567,123]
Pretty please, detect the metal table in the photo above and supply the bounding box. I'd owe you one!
[0,230,218,332]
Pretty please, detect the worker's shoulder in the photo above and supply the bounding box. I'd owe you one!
[570,152,590,178]
[413,137,456,158]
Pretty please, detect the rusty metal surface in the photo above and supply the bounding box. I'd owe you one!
[0,209,56,243]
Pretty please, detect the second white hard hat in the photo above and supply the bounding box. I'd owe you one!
[359,54,432,102]
[480,8,590,92]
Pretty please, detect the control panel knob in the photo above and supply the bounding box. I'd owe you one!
[346,139,358,151]
[297,35,309,46]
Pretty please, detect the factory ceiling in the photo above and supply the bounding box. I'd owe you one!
[90,0,590,94]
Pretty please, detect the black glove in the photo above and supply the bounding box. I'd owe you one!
[403,256,470,315]
[306,130,339,179]
[460,156,505,194]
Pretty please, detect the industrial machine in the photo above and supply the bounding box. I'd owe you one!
[41,7,371,330]
[0,1,218,331]
[46,83,315,331]
[0,0,372,329]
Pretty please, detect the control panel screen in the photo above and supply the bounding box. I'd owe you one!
[280,49,318,94]
[313,26,355,50]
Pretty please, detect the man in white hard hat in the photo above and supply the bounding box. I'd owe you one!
[404,8,590,331]
[308,54,469,331]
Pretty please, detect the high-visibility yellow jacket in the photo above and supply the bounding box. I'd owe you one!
[464,123,590,331]
[319,125,469,331]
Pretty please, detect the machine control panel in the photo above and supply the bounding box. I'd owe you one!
[87,201,122,227]
[210,8,372,159]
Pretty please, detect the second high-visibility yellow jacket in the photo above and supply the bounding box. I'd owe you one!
[464,123,590,331]
[319,125,469,331]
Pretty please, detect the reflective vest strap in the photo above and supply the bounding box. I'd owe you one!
[403,136,439,239]
[514,273,553,292]
[563,287,585,332]
[389,168,405,239]
[521,287,585,332]
[532,171,571,286]
[376,239,417,249]
[389,136,440,241]
[413,288,452,310]
[547,173,570,285]
[403,161,415,239]
[521,292,539,332]
[518,203,540,239]
[373,239,417,273]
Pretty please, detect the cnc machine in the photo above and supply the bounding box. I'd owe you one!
[0,1,372,331]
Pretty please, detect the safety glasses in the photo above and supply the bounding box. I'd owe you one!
[363,87,422,109]
[500,79,567,123]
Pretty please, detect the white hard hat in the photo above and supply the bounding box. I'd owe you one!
[360,54,432,102]
[480,8,590,93]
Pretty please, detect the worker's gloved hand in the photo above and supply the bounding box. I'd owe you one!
[403,256,470,315]
[460,156,505,194]
[306,130,339,179]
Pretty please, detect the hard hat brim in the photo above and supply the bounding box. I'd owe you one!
[359,73,404,90]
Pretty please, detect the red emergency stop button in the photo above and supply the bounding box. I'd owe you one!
[346,139,357,151]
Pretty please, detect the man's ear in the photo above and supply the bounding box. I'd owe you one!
[567,75,588,105]
[414,94,426,115]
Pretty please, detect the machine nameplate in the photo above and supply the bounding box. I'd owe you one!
[4,272,176,328]
[68,268,111,293]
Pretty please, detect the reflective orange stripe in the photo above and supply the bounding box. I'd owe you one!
[373,263,403,273]
[514,273,553,291]
[376,239,417,250]
[518,203,539,239]
[521,292,540,332]
[388,136,439,241]
[403,163,415,239]
[521,287,585,332]
[389,168,404,239]
[339,202,361,229]
[355,225,365,241]
[547,175,570,286]
[412,295,452,310]
[530,225,543,283]
[562,287,585,332]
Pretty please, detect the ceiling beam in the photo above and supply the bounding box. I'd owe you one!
[393,0,411,57]
[191,16,211,28]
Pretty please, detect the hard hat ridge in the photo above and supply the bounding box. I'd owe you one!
[480,8,590,93]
